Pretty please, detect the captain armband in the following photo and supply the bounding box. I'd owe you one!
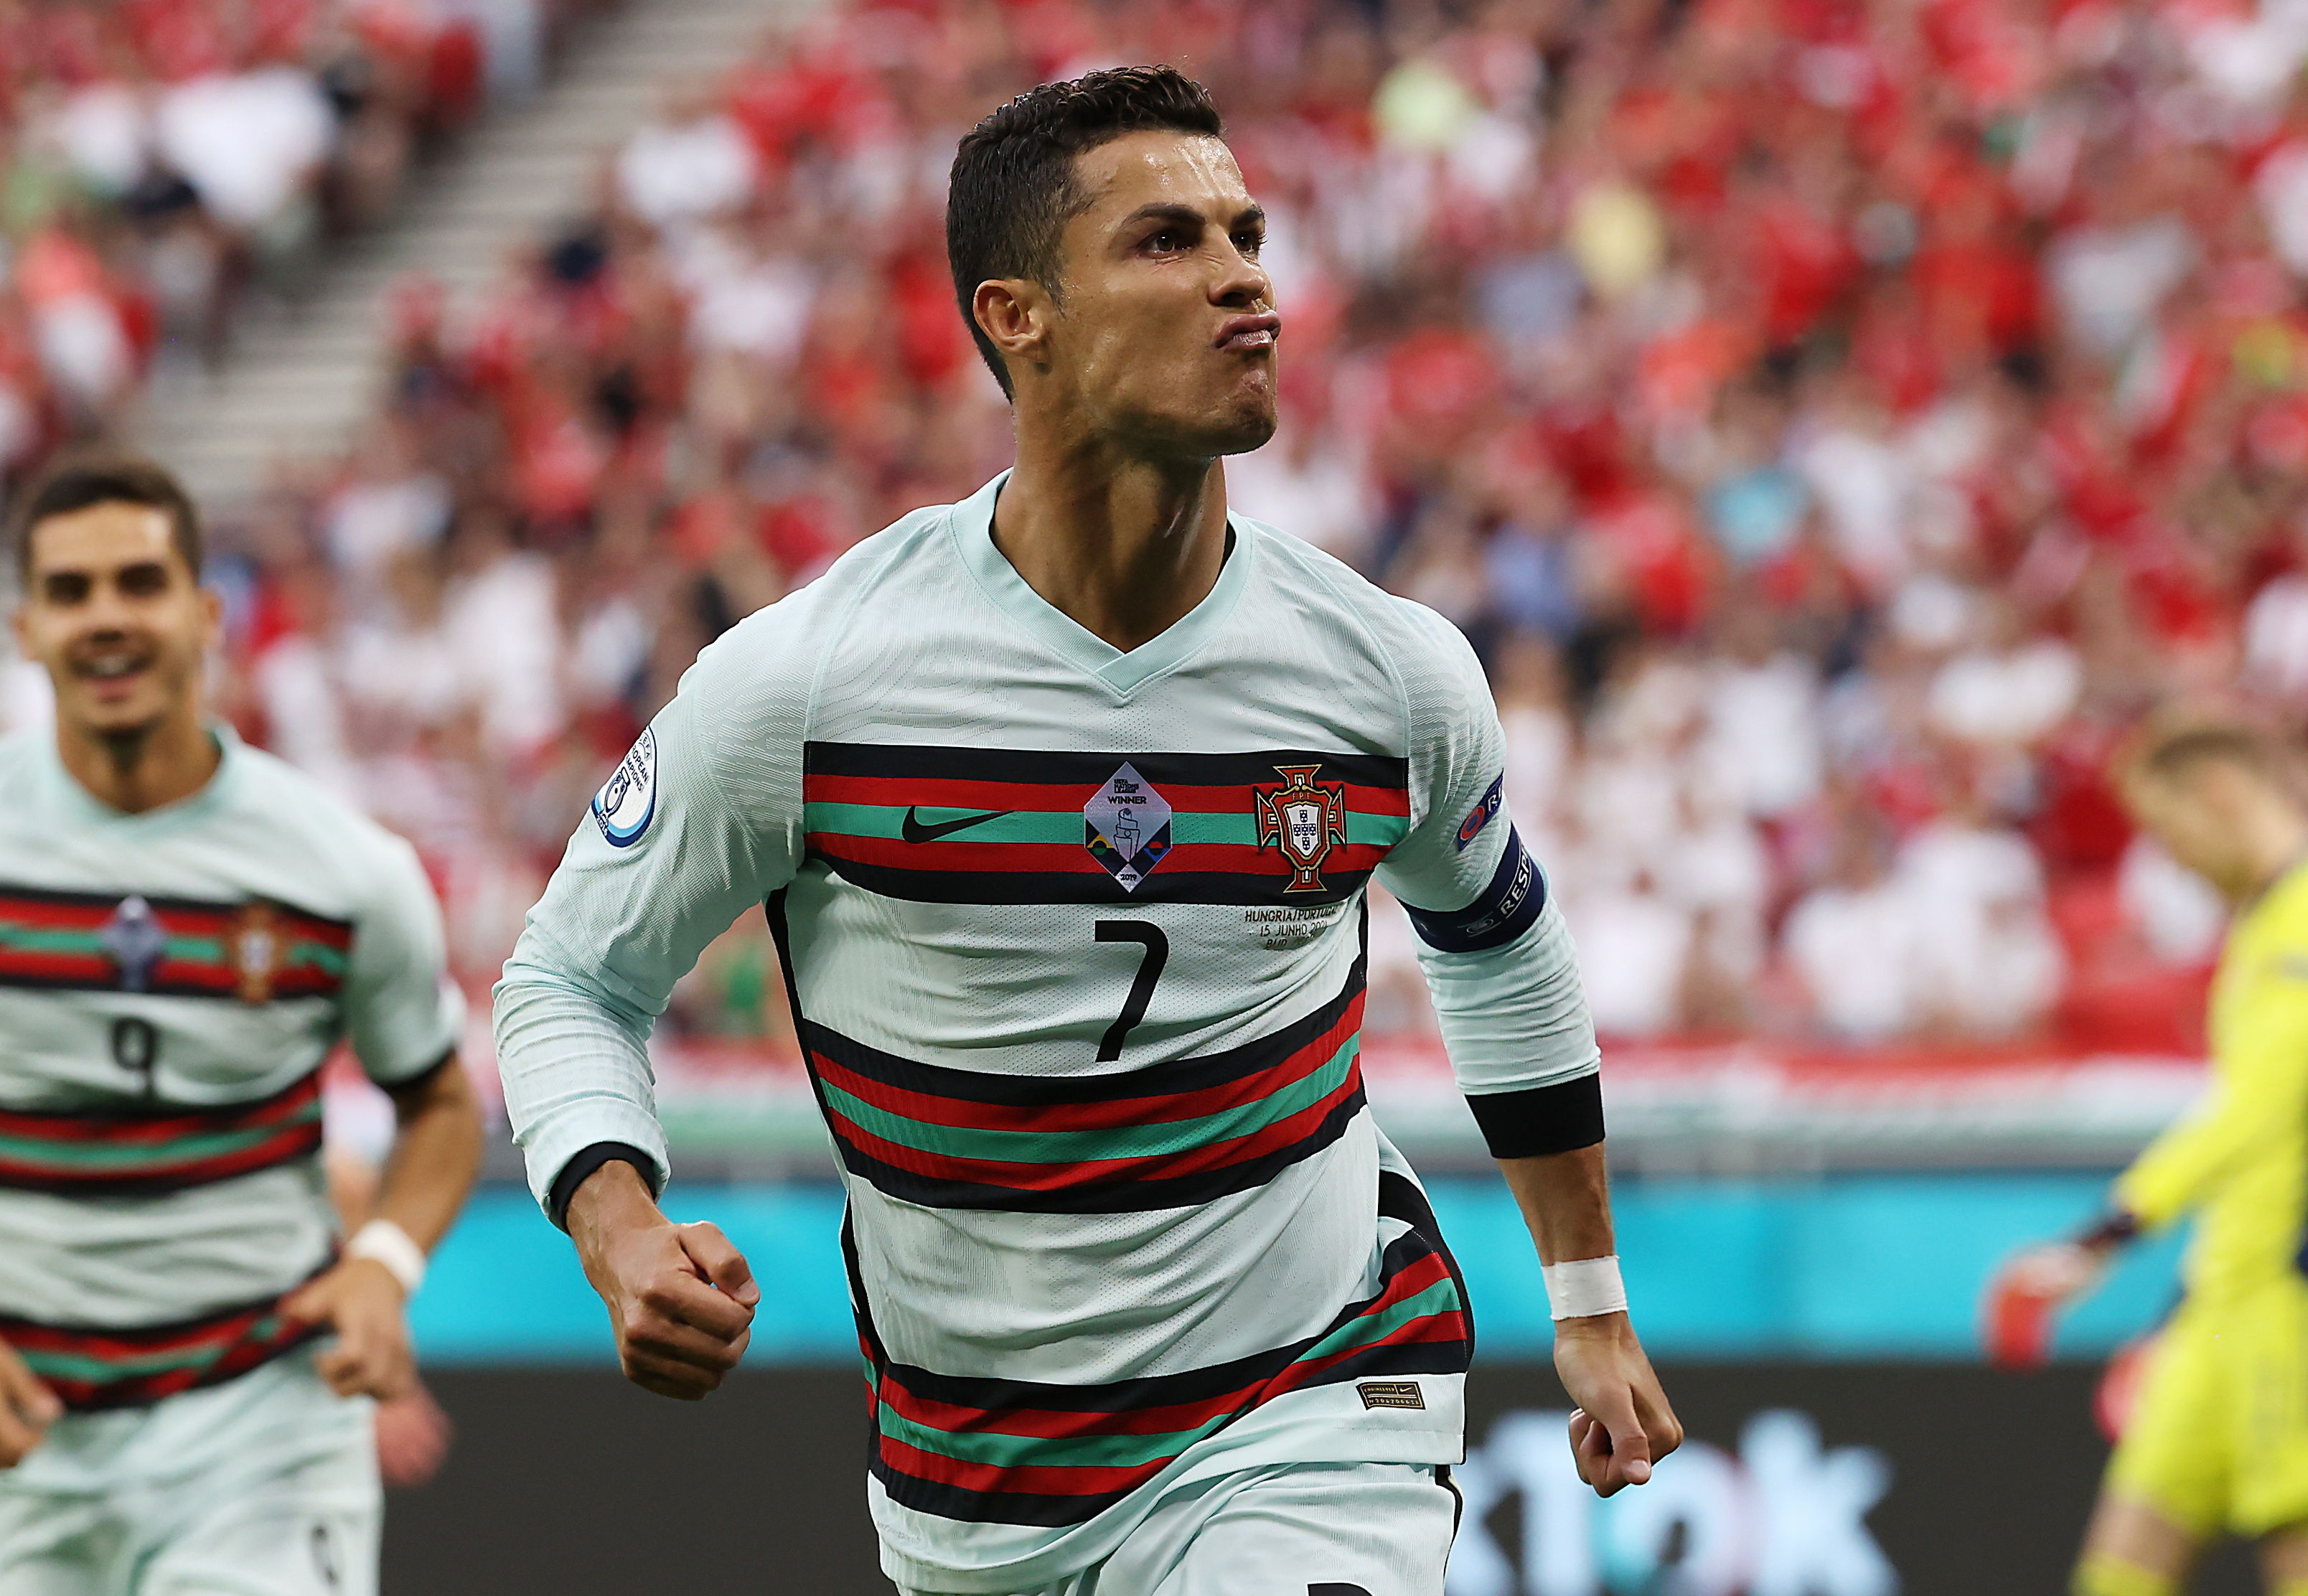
[1399,827,1547,954]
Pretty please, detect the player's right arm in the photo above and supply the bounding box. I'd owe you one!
[494,616,810,1397]
[0,1336,60,1467]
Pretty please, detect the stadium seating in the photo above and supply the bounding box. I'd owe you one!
[0,0,603,471]
[63,0,2308,1054]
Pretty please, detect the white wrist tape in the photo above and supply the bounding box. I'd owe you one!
[1543,1255,1627,1320]
[347,1219,427,1297]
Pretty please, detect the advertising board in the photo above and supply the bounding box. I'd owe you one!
[386,1362,2257,1596]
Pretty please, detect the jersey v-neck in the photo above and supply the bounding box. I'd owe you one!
[34,723,241,832]
[946,469,1257,695]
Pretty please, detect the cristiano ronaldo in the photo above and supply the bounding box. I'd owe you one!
[497,66,1677,1595]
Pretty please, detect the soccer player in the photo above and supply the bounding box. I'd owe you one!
[1998,718,2308,1596]
[497,67,1678,1595]
[0,455,481,1595]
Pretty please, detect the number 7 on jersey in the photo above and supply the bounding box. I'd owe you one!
[1093,922,1168,1061]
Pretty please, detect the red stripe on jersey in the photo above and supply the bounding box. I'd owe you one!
[876,1379,1249,1442]
[0,949,113,980]
[806,834,1393,878]
[874,1435,1165,1499]
[810,992,1361,1136]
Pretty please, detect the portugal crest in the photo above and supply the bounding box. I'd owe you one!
[228,900,285,1004]
[1255,764,1347,893]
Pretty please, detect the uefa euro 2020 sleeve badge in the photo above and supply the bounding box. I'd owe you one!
[1255,765,1347,893]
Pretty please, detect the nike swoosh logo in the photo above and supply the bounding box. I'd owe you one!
[901,807,1013,844]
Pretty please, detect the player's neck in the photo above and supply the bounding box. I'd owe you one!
[55,708,220,815]
[992,441,1230,654]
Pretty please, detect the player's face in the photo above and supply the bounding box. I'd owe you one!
[2124,764,2264,900]
[13,502,217,740]
[1043,131,1278,457]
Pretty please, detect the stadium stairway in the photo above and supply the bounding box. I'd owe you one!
[130,0,802,513]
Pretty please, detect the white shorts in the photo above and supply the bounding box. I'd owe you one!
[0,1351,378,1596]
[901,1460,1461,1596]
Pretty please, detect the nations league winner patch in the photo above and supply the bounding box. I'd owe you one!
[591,728,659,848]
[1084,764,1173,892]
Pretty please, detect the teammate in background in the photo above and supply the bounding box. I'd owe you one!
[1997,718,2308,1596]
[498,67,1676,1595]
[0,456,481,1595]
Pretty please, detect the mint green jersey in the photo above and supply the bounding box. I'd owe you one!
[0,727,461,1398]
[498,472,1602,1593]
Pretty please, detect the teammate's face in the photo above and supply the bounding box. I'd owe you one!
[1036,131,1278,456]
[14,502,217,741]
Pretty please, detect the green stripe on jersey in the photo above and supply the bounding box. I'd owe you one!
[0,926,348,974]
[802,802,1409,850]
[819,1036,1360,1165]
[1295,1277,1463,1366]
[0,1121,309,1170]
[877,1403,1229,1471]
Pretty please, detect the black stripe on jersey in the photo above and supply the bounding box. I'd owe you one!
[0,972,332,1000]
[0,881,353,928]
[1399,827,1546,953]
[1463,1072,1605,1160]
[804,742,1409,790]
[803,952,1366,1110]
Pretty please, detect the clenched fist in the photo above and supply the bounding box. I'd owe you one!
[567,1161,757,1399]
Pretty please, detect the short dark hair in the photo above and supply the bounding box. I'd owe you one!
[947,65,1224,397]
[11,452,202,585]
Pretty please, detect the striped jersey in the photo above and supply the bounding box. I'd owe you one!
[497,471,1601,1592]
[0,726,461,1408]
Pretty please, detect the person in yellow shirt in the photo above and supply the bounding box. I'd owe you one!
[2005,717,2308,1596]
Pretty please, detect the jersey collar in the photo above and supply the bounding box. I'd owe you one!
[35,721,242,829]
[947,469,1257,696]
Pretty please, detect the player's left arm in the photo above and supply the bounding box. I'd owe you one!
[1374,601,1679,1498]
[286,836,481,1400]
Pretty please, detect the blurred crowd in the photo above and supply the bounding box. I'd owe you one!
[23,0,2308,1051]
[0,0,594,466]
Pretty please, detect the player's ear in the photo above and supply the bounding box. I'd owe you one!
[973,278,1053,385]
[197,581,223,648]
